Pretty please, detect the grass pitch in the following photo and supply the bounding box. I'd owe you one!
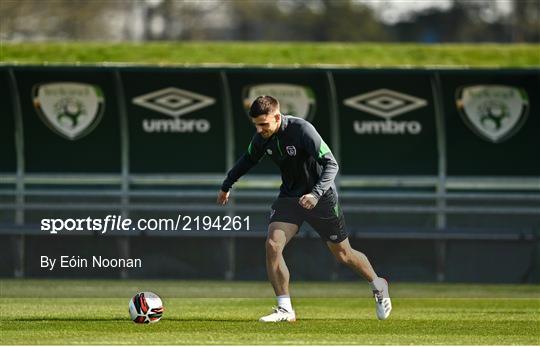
[2,42,539,67]
[0,280,538,345]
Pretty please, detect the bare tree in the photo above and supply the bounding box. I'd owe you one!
[1,0,130,41]
[1,0,538,42]
[512,0,540,42]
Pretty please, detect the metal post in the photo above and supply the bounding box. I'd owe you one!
[431,72,448,282]
[326,71,341,281]
[325,71,341,165]
[117,236,130,279]
[9,68,25,278]
[220,70,236,280]
[12,235,25,278]
[115,69,131,279]
[223,236,236,281]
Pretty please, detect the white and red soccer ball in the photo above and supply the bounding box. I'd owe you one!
[129,291,164,324]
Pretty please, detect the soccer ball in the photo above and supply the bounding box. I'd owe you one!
[128,292,164,324]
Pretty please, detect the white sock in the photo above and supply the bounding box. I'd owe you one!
[369,277,386,292]
[277,295,293,312]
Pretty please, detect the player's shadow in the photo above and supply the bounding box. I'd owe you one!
[12,317,253,323]
[13,317,365,322]
[160,318,255,322]
[13,318,126,322]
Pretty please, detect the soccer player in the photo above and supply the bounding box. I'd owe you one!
[217,96,391,322]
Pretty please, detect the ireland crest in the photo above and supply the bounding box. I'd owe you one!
[456,85,528,143]
[33,82,105,140]
[243,83,316,121]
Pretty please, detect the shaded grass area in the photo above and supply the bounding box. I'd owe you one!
[1,297,538,345]
[0,280,539,345]
[1,279,540,298]
[1,42,539,67]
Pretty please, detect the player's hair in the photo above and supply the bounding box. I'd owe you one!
[249,95,280,118]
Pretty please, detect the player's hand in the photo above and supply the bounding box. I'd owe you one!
[217,190,230,205]
[299,194,318,210]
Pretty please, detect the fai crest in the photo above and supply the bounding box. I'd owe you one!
[456,85,529,143]
[33,82,105,140]
[243,84,316,121]
[286,145,296,156]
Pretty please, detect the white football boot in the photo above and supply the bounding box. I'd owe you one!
[373,278,392,320]
[259,306,296,322]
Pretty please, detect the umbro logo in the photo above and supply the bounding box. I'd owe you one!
[344,89,427,135]
[132,87,215,117]
[344,89,427,119]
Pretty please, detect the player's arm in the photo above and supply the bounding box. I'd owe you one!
[299,122,339,208]
[217,135,265,205]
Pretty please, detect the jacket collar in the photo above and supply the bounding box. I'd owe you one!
[278,114,288,134]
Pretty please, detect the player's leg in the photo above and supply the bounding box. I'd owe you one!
[306,190,392,320]
[260,221,299,322]
[327,239,391,319]
[265,221,298,297]
[326,237,377,281]
[260,197,303,323]
[326,238,392,320]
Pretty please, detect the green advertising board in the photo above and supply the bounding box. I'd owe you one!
[3,66,539,179]
[440,70,539,176]
[0,69,16,173]
[121,68,226,173]
[14,67,121,173]
[333,70,438,176]
[226,69,332,175]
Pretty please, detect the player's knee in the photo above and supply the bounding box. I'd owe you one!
[333,250,353,265]
[265,237,284,255]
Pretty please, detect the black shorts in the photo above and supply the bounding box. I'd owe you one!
[269,189,348,243]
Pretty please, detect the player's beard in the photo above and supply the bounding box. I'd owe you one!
[260,130,272,139]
